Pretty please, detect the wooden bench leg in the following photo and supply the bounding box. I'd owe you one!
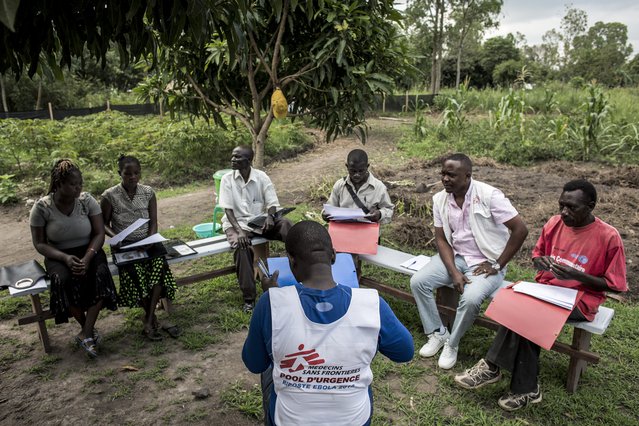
[29,294,51,353]
[566,328,592,393]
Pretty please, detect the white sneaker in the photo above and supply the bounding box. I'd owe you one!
[419,329,450,358]
[438,341,458,370]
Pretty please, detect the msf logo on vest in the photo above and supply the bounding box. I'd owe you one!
[280,344,326,373]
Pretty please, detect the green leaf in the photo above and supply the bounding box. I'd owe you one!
[273,0,283,21]
[0,0,20,31]
[336,39,346,65]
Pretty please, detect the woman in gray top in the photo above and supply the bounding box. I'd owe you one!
[30,159,117,358]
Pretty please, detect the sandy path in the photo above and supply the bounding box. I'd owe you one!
[0,118,406,266]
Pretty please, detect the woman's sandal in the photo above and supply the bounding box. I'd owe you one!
[161,324,182,338]
[75,336,98,358]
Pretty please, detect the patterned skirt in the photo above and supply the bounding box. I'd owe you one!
[46,246,118,325]
[116,256,177,308]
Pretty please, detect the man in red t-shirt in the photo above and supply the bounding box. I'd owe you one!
[453,179,627,411]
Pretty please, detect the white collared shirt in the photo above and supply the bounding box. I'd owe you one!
[327,172,394,224]
[219,168,281,231]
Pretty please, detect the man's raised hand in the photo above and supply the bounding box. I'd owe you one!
[262,215,275,233]
[260,270,280,293]
[364,208,382,223]
[533,256,553,271]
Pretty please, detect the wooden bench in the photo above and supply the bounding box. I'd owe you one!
[10,236,268,354]
[357,246,615,393]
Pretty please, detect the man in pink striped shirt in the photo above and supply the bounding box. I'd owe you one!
[410,154,528,370]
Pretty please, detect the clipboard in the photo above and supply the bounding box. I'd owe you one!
[328,221,379,255]
[267,253,359,288]
[248,207,295,231]
[485,286,584,350]
[163,239,197,258]
[112,242,168,267]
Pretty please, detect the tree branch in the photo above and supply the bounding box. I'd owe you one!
[186,74,254,135]
[270,0,290,84]
[248,31,276,82]
[280,63,315,88]
[247,52,262,133]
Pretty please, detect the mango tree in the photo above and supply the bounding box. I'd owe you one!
[1,0,412,168]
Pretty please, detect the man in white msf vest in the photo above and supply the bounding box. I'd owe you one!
[242,221,414,426]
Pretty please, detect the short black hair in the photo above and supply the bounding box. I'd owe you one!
[285,221,333,263]
[443,153,473,174]
[118,155,141,172]
[236,145,254,161]
[563,179,597,205]
[347,149,368,165]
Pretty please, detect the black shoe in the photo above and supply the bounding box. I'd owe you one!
[242,302,254,313]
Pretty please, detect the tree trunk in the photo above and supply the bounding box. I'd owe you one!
[455,48,462,89]
[35,80,43,110]
[430,0,445,94]
[435,0,444,93]
[253,112,275,169]
[0,77,8,112]
[429,18,438,93]
[429,8,439,94]
[253,131,266,170]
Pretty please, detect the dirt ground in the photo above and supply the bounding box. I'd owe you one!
[1,118,637,425]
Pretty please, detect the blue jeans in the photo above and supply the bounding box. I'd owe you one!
[410,254,505,348]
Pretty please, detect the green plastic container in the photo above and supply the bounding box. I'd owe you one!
[192,222,221,238]
[213,169,233,199]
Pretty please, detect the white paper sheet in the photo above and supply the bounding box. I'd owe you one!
[400,255,431,271]
[323,204,371,222]
[120,233,167,249]
[513,281,578,310]
[173,244,196,256]
[114,250,148,263]
[107,218,149,246]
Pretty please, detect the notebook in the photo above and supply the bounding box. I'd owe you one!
[112,242,168,266]
[248,207,295,232]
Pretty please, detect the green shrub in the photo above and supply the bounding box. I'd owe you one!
[400,84,639,166]
[0,174,19,204]
[0,112,312,201]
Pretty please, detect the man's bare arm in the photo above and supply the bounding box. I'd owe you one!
[225,209,251,249]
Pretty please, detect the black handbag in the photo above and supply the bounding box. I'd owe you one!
[0,259,48,290]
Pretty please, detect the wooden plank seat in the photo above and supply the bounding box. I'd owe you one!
[357,246,616,393]
[11,236,268,353]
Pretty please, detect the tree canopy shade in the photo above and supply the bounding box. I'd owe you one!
[2,0,411,167]
[137,0,412,166]
[1,0,244,77]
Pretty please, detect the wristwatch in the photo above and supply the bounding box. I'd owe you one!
[491,262,501,271]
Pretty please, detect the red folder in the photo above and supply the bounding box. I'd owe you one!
[328,222,379,255]
[485,286,584,350]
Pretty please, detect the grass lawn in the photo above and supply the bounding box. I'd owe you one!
[1,203,636,426]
